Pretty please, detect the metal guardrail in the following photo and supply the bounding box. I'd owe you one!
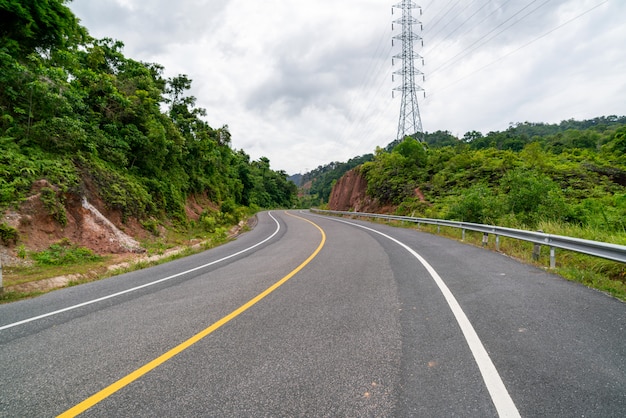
[310,209,626,268]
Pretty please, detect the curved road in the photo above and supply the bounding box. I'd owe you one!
[0,211,624,417]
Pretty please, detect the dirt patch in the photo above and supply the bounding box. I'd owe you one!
[328,169,428,213]
[328,169,388,213]
[4,215,255,294]
[1,179,254,297]
[185,193,219,221]
[414,187,428,203]
[2,179,145,256]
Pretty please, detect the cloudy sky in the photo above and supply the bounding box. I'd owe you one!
[69,0,625,175]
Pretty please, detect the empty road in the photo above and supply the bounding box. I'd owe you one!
[1,211,624,417]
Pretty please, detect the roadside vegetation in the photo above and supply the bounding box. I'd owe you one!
[0,2,296,218]
[0,216,249,303]
[0,1,296,301]
[305,118,626,300]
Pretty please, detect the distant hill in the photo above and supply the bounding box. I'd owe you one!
[287,173,303,187]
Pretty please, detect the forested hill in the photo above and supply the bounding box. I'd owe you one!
[0,1,296,234]
[328,116,626,233]
[320,117,626,298]
[299,116,626,208]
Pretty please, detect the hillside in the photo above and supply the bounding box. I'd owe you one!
[0,1,296,273]
[322,118,626,298]
[326,116,626,229]
[296,154,373,207]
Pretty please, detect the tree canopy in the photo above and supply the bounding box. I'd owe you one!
[354,118,626,232]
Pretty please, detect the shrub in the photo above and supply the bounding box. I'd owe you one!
[200,213,217,232]
[140,218,160,236]
[499,169,566,227]
[447,184,502,224]
[0,223,19,245]
[32,239,102,266]
[88,159,156,220]
[40,187,68,226]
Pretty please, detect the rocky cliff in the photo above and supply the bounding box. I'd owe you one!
[0,179,219,268]
[328,169,383,212]
[328,168,427,213]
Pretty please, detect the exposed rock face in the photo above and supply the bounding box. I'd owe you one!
[2,180,144,257]
[0,177,230,269]
[328,169,383,212]
[328,168,428,213]
[80,197,142,253]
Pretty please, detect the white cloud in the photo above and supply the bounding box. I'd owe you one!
[69,0,626,174]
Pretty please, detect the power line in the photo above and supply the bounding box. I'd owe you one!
[422,0,456,35]
[336,22,394,145]
[429,0,549,78]
[426,1,609,98]
[422,0,460,34]
[422,0,502,58]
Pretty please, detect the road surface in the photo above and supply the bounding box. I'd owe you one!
[0,211,624,417]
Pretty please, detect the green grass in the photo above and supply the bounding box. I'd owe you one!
[31,239,103,266]
[2,255,112,288]
[348,214,625,301]
[392,220,626,302]
[0,289,46,303]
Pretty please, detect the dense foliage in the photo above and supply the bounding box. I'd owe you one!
[360,118,626,234]
[0,0,296,227]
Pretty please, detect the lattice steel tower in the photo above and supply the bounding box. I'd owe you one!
[392,1,424,141]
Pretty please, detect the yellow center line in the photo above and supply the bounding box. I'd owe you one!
[58,212,325,417]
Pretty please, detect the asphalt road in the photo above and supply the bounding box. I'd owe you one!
[0,210,624,417]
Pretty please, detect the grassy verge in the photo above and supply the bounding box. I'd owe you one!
[0,219,249,304]
[364,217,626,302]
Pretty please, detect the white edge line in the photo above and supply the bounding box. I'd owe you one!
[316,214,521,418]
[0,212,281,331]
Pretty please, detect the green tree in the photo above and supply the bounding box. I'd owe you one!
[393,136,427,167]
[500,169,567,226]
[363,149,416,204]
[448,183,500,224]
[0,0,85,57]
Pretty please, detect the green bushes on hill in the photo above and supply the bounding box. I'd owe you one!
[360,119,626,235]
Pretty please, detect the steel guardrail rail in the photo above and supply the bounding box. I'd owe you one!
[310,209,626,267]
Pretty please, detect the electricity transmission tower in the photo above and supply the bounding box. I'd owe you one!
[392,1,424,142]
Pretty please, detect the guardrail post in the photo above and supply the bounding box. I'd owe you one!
[532,242,541,261]
[533,230,543,261]
[495,235,500,251]
[462,229,465,241]
[550,247,556,269]
[437,225,440,234]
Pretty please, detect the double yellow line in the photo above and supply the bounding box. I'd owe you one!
[58,212,325,417]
